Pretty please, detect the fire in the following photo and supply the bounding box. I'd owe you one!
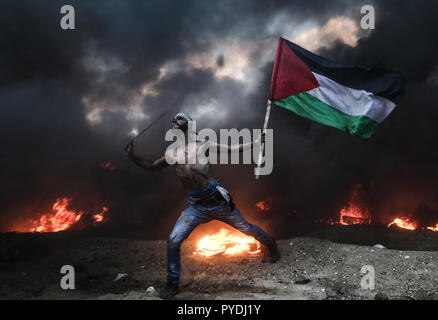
[93,206,108,223]
[339,185,371,225]
[388,217,417,230]
[94,213,104,223]
[31,198,84,233]
[256,201,270,211]
[385,217,438,232]
[193,228,261,257]
[340,205,371,225]
[17,198,109,233]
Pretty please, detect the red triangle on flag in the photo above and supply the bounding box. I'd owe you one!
[270,38,319,101]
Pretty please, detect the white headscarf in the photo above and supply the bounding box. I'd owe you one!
[174,112,192,122]
[174,112,199,141]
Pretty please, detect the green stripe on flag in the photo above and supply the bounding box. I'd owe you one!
[274,92,379,139]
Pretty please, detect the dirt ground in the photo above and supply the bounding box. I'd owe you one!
[1,226,437,300]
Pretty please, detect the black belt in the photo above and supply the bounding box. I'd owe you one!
[192,189,226,206]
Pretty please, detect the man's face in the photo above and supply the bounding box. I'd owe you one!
[171,116,188,131]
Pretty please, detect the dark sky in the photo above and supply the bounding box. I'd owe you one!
[1,0,438,237]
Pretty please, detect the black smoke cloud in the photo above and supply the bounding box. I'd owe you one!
[0,0,437,237]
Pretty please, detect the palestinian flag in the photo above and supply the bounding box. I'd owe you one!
[270,38,404,139]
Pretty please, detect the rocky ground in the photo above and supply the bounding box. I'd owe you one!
[0,225,437,300]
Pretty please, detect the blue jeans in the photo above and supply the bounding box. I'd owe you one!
[166,198,275,283]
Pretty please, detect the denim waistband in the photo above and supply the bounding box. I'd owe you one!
[186,180,218,197]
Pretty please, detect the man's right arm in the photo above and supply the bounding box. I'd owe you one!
[125,141,169,172]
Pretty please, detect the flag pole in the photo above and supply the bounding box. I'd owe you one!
[255,99,272,179]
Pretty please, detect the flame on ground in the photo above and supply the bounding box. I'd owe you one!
[386,219,437,232]
[255,201,270,211]
[31,198,84,233]
[340,205,371,225]
[193,228,261,257]
[93,206,108,223]
[23,198,108,233]
[339,185,371,225]
[387,217,417,230]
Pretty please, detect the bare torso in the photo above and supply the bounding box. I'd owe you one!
[126,117,260,192]
[169,141,216,191]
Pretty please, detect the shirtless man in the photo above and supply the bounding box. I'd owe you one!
[125,112,280,299]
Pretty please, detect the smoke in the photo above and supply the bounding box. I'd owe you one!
[1,0,437,237]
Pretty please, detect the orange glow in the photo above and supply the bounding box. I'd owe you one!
[339,185,371,225]
[14,198,109,233]
[93,206,108,223]
[193,228,261,257]
[340,205,371,225]
[31,198,84,232]
[427,223,438,232]
[387,217,417,230]
[255,201,270,211]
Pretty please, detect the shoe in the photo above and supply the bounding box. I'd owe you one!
[159,281,179,299]
[262,241,280,263]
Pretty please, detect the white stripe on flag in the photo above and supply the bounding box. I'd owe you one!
[307,73,396,123]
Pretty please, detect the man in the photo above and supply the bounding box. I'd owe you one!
[125,112,280,299]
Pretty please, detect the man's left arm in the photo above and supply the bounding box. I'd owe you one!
[208,132,264,153]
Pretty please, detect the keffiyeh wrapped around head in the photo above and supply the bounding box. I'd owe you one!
[174,112,192,122]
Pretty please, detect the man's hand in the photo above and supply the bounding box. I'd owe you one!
[125,141,169,172]
[255,132,266,144]
[125,140,135,155]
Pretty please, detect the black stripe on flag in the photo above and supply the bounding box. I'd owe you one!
[283,38,404,104]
